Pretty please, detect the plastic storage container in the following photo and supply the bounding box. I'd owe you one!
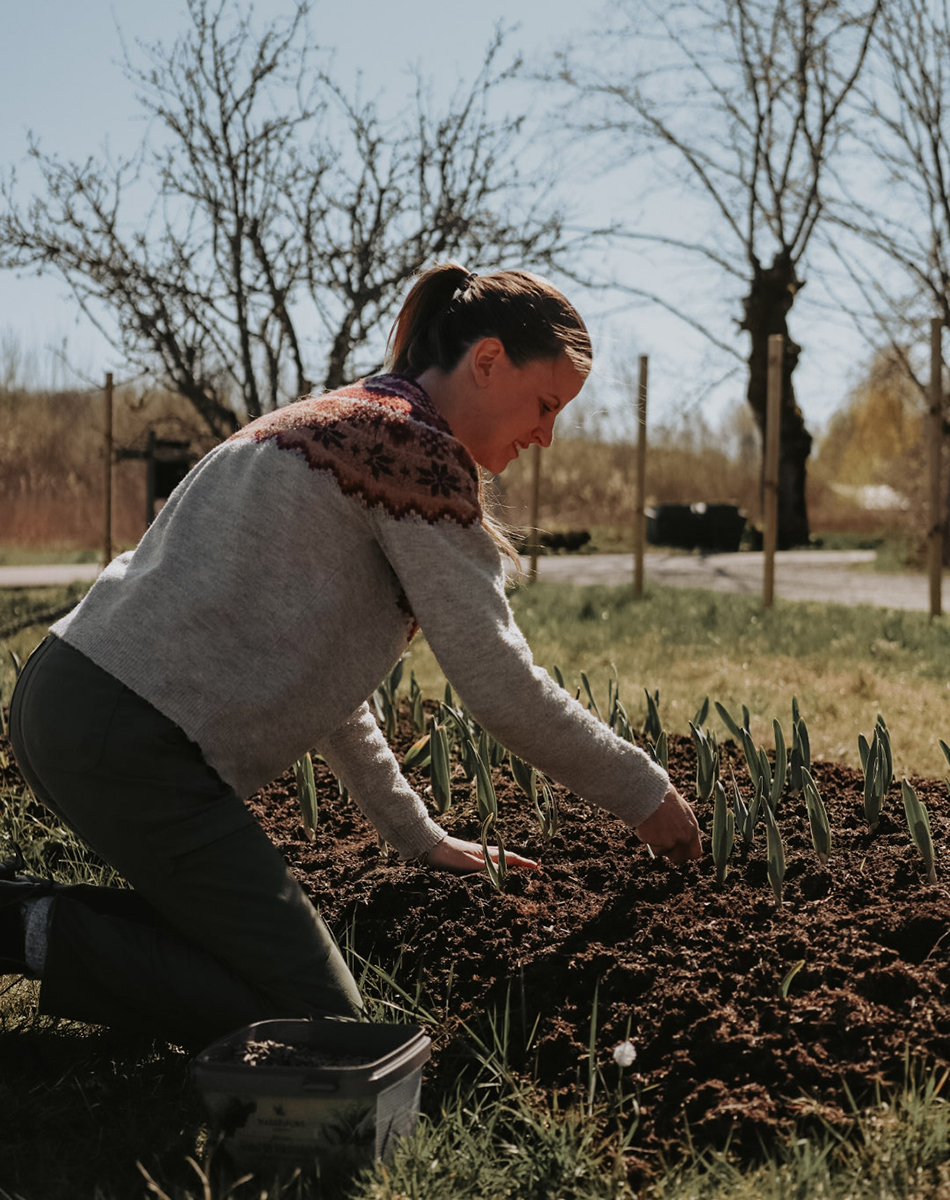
[193,1018,431,1171]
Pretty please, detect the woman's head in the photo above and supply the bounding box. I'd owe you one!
[386,262,592,380]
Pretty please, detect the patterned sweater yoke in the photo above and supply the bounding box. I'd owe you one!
[231,375,482,528]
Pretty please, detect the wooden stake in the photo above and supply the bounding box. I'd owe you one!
[929,317,944,619]
[763,335,783,609]
[527,442,542,583]
[633,355,648,599]
[103,372,113,568]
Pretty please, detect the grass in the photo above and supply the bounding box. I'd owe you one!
[0,585,91,711]
[3,775,950,1198]
[6,578,950,1195]
[403,582,950,780]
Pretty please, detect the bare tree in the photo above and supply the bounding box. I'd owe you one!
[821,0,950,557]
[0,0,574,439]
[827,0,950,391]
[554,0,881,546]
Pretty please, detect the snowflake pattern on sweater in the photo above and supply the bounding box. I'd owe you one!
[231,374,482,527]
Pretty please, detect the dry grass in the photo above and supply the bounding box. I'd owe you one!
[1,380,916,554]
[402,583,950,783]
[1,385,215,551]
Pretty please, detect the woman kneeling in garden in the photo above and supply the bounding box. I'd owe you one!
[3,263,701,1048]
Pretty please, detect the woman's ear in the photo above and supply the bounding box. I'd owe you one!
[469,337,506,387]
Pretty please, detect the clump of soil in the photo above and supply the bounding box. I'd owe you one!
[245,716,950,1175]
[229,1040,373,1069]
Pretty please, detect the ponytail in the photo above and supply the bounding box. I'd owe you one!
[386,262,592,378]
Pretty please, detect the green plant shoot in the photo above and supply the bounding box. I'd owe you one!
[650,729,668,771]
[712,780,735,885]
[940,739,950,796]
[480,812,508,891]
[429,716,452,814]
[403,733,431,771]
[581,671,601,719]
[772,720,787,809]
[902,779,938,884]
[409,671,426,736]
[715,700,750,739]
[471,737,498,823]
[860,725,889,832]
[293,752,318,842]
[789,708,811,798]
[763,799,786,907]
[535,775,560,840]
[690,721,719,804]
[643,688,662,742]
[802,766,831,867]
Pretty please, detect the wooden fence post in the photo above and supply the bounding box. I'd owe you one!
[633,355,648,599]
[763,335,783,609]
[103,372,113,568]
[527,442,542,583]
[929,317,944,619]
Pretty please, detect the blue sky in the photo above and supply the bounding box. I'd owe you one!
[1,0,869,432]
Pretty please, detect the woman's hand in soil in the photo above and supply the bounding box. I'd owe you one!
[422,835,539,875]
[634,786,702,864]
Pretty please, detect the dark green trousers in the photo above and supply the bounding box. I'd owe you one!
[9,635,362,1049]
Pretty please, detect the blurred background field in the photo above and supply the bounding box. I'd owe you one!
[0,340,929,567]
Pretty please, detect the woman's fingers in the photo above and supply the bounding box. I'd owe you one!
[422,834,539,874]
[635,786,703,862]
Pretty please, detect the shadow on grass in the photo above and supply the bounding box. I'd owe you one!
[0,980,204,1200]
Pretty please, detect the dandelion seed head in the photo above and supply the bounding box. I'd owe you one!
[612,1039,637,1068]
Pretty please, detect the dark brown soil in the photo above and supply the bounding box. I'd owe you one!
[229,1040,373,1069]
[247,716,950,1175]
[4,709,950,1179]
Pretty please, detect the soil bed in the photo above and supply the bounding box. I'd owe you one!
[247,717,950,1176]
[4,708,950,1180]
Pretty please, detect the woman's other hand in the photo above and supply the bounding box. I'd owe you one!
[634,786,702,864]
[422,834,539,875]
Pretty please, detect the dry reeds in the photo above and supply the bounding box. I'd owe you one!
[1,385,215,551]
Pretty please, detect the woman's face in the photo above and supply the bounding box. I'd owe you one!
[460,342,587,474]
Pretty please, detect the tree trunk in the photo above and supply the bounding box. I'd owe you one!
[740,252,813,549]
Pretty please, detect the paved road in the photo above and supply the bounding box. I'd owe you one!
[0,550,940,612]
[0,563,103,587]
[517,549,939,612]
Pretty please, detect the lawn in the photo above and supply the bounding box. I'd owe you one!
[2,580,950,1198]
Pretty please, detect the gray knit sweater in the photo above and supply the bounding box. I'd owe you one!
[52,374,670,859]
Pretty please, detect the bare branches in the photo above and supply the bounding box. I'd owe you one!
[555,0,881,278]
[552,0,881,546]
[0,3,577,435]
[829,0,950,350]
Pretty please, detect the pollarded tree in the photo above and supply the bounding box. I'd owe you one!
[828,0,950,387]
[554,0,881,546]
[0,0,573,439]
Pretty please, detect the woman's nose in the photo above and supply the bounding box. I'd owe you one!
[534,414,556,448]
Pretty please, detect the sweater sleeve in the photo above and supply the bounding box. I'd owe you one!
[314,702,448,860]
[370,512,671,829]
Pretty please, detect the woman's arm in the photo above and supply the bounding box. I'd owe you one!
[372,512,678,832]
[314,702,447,860]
